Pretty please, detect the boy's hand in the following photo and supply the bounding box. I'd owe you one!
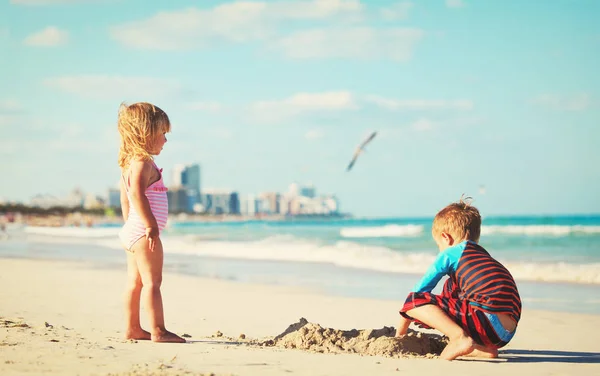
[145,227,159,252]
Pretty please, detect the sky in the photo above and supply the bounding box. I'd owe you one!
[1,0,599,217]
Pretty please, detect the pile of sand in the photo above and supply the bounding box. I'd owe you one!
[255,318,448,358]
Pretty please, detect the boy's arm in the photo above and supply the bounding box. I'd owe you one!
[396,315,411,337]
[120,176,129,221]
[412,245,463,293]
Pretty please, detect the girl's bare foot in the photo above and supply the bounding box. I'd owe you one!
[152,330,186,343]
[440,335,475,360]
[125,328,151,340]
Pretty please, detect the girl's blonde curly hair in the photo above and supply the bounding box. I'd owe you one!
[117,102,171,170]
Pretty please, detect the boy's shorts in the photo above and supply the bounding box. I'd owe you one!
[399,279,516,349]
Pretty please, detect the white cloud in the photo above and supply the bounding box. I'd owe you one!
[44,75,184,99]
[186,101,223,112]
[305,129,324,140]
[365,96,474,110]
[251,91,358,122]
[254,91,357,112]
[530,93,592,111]
[208,128,234,139]
[273,27,423,61]
[0,99,22,112]
[0,115,18,127]
[110,0,363,50]
[445,0,465,8]
[411,118,435,131]
[24,26,68,47]
[11,0,110,4]
[381,1,413,21]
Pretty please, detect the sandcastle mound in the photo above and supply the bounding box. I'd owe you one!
[255,318,448,358]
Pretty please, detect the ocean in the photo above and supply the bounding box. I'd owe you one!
[2,215,600,315]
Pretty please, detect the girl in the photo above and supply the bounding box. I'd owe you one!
[117,102,185,343]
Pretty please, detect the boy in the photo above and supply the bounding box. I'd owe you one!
[396,197,521,360]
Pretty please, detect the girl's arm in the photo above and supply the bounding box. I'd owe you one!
[128,160,159,250]
[120,176,130,221]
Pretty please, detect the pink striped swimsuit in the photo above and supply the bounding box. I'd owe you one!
[119,161,169,251]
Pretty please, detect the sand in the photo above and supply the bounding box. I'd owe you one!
[254,318,447,357]
[1,257,600,376]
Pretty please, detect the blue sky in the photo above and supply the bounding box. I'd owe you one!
[1,0,599,217]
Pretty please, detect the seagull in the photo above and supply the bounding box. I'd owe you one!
[346,131,377,172]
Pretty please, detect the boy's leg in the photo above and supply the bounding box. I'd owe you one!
[133,237,185,343]
[395,315,411,337]
[124,251,150,340]
[406,304,474,360]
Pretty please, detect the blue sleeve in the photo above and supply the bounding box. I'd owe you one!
[412,242,465,293]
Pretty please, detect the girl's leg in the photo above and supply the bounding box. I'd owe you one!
[132,237,185,343]
[406,304,474,360]
[124,250,151,340]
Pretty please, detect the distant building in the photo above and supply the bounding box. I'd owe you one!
[30,194,62,209]
[170,163,201,213]
[84,194,105,210]
[260,192,280,214]
[167,187,188,213]
[108,188,121,208]
[239,194,258,216]
[202,190,240,215]
[300,184,316,198]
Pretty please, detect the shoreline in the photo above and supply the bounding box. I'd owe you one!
[1,257,600,375]
[2,230,600,316]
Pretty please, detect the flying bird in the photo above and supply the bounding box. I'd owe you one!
[346,131,377,172]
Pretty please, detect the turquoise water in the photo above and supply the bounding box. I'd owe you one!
[3,215,600,315]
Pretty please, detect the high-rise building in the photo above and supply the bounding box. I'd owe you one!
[170,163,201,213]
[300,184,316,198]
[107,188,121,208]
[167,187,188,213]
[201,190,240,215]
[239,194,257,216]
[172,164,186,187]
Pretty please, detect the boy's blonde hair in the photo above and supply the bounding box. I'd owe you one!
[117,102,171,169]
[432,195,481,242]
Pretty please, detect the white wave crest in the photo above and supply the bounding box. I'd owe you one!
[25,226,120,238]
[482,225,600,236]
[24,228,600,285]
[157,235,600,285]
[340,224,424,238]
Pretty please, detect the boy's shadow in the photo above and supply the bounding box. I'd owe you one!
[497,349,600,364]
[183,341,600,364]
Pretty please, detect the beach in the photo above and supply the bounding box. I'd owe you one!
[1,256,600,376]
[1,218,600,375]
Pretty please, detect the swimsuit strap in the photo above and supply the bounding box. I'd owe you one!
[122,160,162,192]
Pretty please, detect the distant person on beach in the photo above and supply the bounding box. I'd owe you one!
[395,197,521,360]
[0,217,7,240]
[117,102,185,343]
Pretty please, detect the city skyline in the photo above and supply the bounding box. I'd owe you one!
[16,161,342,217]
[2,0,599,217]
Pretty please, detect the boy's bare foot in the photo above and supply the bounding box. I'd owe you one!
[152,330,186,343]
[440,335,474,360]
[125,328,151,340]
[462,344,498,359]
